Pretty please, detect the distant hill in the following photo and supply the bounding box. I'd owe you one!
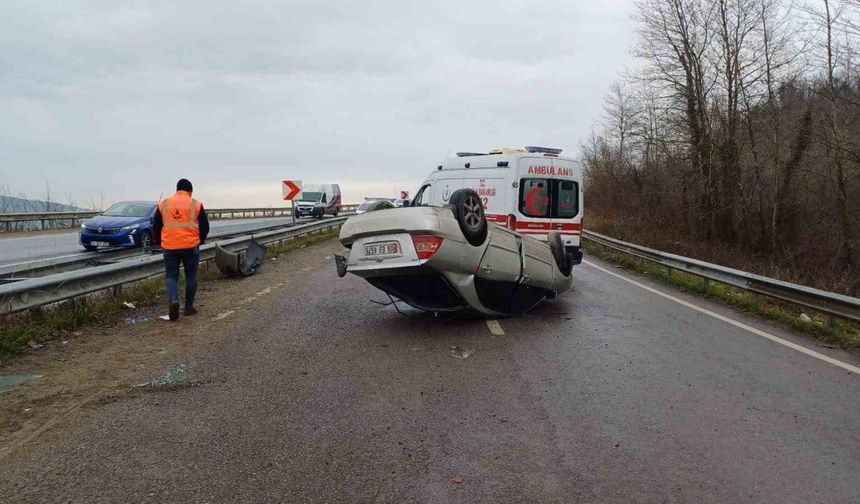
[0,195,88,213]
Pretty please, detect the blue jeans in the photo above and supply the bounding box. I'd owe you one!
[163,247,200,307]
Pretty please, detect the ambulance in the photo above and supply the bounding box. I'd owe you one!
[411,146,583,264]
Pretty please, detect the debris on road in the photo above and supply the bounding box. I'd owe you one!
[214,310,235,321]
[125,315,151,326]
[799,313,812,323]
[123,301,136,309]
[27,340,44,350]
[215,239,267,277]
[0,374,42,394]
[449,346,473,359]
[451,476,465,484]
[134,363,189,389]
[157,315,171,321]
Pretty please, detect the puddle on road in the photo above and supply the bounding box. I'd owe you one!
[0,375,42,394]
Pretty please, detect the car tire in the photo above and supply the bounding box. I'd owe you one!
[139,231,153,249]
[548,231,572,276]
[448,189,488,246]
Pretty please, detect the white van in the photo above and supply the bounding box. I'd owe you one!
[412,146,583,263]
[295,183,342,218]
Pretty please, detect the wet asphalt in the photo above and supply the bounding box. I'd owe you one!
[1,242,858,503]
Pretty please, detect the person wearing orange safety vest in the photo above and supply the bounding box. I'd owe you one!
[153,179,210,321]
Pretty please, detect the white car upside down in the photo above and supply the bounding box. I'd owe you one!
[335,189,574,317]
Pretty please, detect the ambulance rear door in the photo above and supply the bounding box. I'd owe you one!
[548,158,582,249]
[515,157,554,239]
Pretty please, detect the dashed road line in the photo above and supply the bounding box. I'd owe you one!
[584,259,860,376]
[486,319,504,336]
[214,310,235,321]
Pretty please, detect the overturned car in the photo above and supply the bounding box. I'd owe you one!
[336,189,575,316]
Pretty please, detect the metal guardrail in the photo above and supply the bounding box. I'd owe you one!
[0,205,359,231]
[0,215,350,282]
[582,230,860,323]
[0,218,347,315]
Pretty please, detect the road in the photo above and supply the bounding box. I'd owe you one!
[0,217,304,269]
[0,239,858,502]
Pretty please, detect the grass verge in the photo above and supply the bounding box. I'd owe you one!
[583,240,860,351]
[0,229,340,360]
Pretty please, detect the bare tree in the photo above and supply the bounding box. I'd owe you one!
[636,0,720,238]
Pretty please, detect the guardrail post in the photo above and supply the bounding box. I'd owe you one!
[112,284,123,299]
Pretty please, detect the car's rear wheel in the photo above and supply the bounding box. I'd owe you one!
[548,231,572,276]
[448,189,487,246]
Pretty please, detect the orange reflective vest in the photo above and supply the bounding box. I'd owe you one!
[159,191,202,250]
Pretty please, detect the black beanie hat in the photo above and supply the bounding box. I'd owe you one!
[176,179,193,192]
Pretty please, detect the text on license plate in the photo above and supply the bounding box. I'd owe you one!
[91,241,110,247]
[365,241,400,256]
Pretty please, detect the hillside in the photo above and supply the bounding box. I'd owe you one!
[0,195,87,213]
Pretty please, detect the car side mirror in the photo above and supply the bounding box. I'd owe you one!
[402,199,411,207]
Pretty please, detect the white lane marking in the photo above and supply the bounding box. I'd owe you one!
[255,288,271,296]
[583,260,860,376]
[0,233,78,243]
[214,310,234,320]
[0,252,91,268]
[486,319,505,336]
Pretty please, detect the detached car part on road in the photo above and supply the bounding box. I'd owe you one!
[215,239,267,277]
[337,189,574,316]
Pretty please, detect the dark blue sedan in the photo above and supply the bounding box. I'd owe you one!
[79,201,158,251]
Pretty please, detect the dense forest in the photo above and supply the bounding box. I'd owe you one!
[581,0,860,295]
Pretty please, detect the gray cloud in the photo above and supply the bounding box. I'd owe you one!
[0,0,636,206]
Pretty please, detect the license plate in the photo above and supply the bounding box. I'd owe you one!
[91,241,110,247]
[364,241,400,257]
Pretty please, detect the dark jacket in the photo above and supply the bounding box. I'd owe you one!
[153,203,209,247]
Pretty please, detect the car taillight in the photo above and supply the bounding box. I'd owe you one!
[412,235,444,260]
[506,214,517,230]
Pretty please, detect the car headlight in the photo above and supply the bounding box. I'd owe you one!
[121,224,140,231]
[80,223,87,229]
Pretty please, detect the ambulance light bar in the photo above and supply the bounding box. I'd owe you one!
[525,146,563,155]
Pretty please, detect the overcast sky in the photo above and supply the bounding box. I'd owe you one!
[0,0,637,208]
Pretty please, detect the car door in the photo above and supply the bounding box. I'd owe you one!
[473,225,523,313]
